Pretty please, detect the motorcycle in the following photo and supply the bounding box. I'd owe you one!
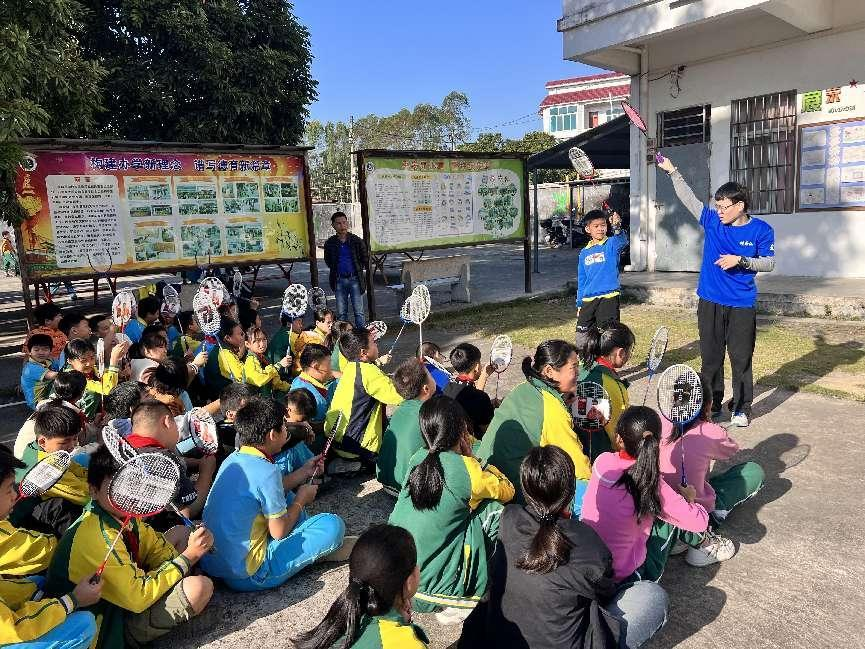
[540,215,570,248]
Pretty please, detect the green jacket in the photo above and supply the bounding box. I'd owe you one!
[351,609,428,648]
[376,399,424,492]
[579,360,630,462]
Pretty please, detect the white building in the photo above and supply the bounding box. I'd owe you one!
[558,0,865,278]
[540,71,630,140]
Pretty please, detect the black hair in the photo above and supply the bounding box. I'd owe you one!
[293,524,417,649]
[299,343,330,369]
[87,313,111,333]
[613,406,663,521]
[239,308,259,332]
[34,401,82,441]
[419,341,441,358]
[325,320,353,350]
[219,383,254,416]
[393,358,430,400]
[234,397,285,447]
[103,382,142,420]
[580,321,635,365]
[148,358,188,396]
[26,333,54,352]
[714,181,749,212]
[53,370,87,402]
[33,303,61,326]
[314,308,334,325]
[219,318,242,351]
[339,329,371,362]
[130,400,173,434]
[177,310,196,331]
[285,388,317,421]
[244,325,268,343]
[582,209,607,226]
[65,338,96,361]
[449,343,482,374]
[407,395,469,510]
[516,446,576,574]
[138,296,161,318]
[0,444,25,484]
[330,210,347,224]
[521,340,577,392]
[58,311,88,337]
[87,444,120,489]
[140,325,168,352]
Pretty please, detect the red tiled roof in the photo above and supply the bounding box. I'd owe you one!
[545,71,626,88]
[538,84,630,111]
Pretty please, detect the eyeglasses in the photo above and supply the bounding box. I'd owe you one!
[715,200,742,213]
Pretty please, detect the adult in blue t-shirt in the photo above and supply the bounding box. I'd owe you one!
[660,157,775,428]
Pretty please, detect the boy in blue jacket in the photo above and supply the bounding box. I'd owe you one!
[575,209,627,343]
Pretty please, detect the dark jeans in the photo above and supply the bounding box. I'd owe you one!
[335,276,366,329]
[697,298,756,416]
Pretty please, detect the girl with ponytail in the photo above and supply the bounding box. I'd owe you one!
[581,406,710,584]
[577,321,635,462]
[388,395,514,624]
[460,445,670,649]
[293,524,427,649]
[476,340,593,514]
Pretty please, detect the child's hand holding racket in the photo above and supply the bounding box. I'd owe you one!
[192,349,208,368]
[109,340,129,365]
[73,575,103,606]
[279,351,292,368]
[677,483,697,504]
[657,156,676,174]
[182,526,214,563]
[295,483,319,507]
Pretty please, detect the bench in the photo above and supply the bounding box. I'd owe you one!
[395,255,471,304]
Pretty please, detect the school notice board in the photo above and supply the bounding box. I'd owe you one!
[798,117,865,211]
[361,154,527,253]
[14,148,312,280]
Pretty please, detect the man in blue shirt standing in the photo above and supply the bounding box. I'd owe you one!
[323,211,368,330]
[659,157,775,427]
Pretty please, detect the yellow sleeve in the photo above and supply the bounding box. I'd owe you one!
[218,348,245,382]
[40,456,89,506]
[379,618,428,648]
[67,517,188,615]
[362,364,404,406]
[86,367,118,396]
[602,373,629,447]
[292,331,313,373]
[539,392,592,481]
[243,355,272,388]
[0,588,74,644]
[0,520,57,576]
[462,456,515,510]
[136,521,182,570]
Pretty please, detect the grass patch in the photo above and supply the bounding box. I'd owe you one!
[428,296,865,401]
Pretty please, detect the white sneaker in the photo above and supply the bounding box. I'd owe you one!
[434,606,472,626]
[669,540,689,556]
[730,412,749,427]
[686,532,737,567]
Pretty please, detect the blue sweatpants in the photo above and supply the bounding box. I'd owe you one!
[5,611,97,649]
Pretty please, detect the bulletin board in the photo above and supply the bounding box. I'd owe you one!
[797,117,865,211]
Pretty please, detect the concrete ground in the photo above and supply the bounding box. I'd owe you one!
[2,243,864,647]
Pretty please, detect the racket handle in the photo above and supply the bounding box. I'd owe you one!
[89,574,101,585]
[655,152,666,164]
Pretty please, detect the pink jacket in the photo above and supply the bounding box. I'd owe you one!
[659,419,740,512]
[581,451,708,581]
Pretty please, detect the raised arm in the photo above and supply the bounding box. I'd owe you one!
[657,157,703,220]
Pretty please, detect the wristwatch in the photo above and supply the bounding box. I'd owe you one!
[737,256,751,270]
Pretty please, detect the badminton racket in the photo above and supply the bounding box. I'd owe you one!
[568,147,596,180]
[193,290,237,382]
[283,284,308,320]
[111,291,136,334]
[386,295,415,356]
[199,277,226,308]
[408,284,431,355]
[92,453,181,580]
[621,100,666,164]
[101,421,198,530]
[232,270,243,298]
[366,320,387,342]
[489,334,513,401]
[176,409,220,457]
[96,338,105,378]
[15,451,71,504]
[309,412,343,484]
[87,250,115,296]
[657,364,703,487]
[642,326,669,406]
[572,381,611,460]
[308,287,327,311]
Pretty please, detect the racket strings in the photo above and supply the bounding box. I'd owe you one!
[193,291,221,336]
[19,451,71,497]
[109,455,180,517]
[647,328,669,372]
[367,321,388,341]
[573,382,608,431]
[308,287,327,310]
[657,365,703,424]
[490,335,513,372]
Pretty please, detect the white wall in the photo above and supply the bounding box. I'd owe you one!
[646,26,865,277]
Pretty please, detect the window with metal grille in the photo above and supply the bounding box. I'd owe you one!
[729,90,797,214]
[657,104,711,147]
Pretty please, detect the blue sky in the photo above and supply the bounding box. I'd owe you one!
[293,1,603,140]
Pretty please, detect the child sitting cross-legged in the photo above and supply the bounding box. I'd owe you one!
[200,397,349,591]
[444,343,497,437]
[420,342,451,394]
[0,445,104,649]
[44,445,214,649]
[243,325,292,397]
[388,395,515,625]
[170,311,203,361]
[65,338,128,420]
[376,358,437,496]
[272,388,318,474]
[266,308,304,369]
[22,302,66,361]
[326,320,354,377]
[293,308,335,374]
[216,382,255,452]
[21,333,60,410]
[293,524,428,649]
[291,343,336,427]
[11,403,89,537]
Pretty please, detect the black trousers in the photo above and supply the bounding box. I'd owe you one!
[576,295,621,331]
[697,298,756,416]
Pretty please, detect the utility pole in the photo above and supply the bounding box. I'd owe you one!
[349,115,358,205]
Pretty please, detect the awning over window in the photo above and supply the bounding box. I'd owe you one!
[527,115,629,170]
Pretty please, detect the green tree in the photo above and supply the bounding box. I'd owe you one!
[0,0,105,224]
[460,130,569,183]
[78,0,316,144]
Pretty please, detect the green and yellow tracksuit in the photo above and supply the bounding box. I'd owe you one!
[476,377,592,510]
[0,519,57,576]
[266,327,299,367]
[78,368,119,420]
[204,346,245,395]
[578,358,630,463]
[331,341,349,373]
[244,353,291,396]
[292,328,327,374]
[171,334,202,359]
[376,399,424,492]
[388,449,514,612]
[16,443,90,507]
[351,609,428,648]
[0,577,80,644]
[325,361,403,460]
[45,501,191,649]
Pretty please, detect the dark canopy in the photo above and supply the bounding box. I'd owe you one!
[527,114,629,170]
